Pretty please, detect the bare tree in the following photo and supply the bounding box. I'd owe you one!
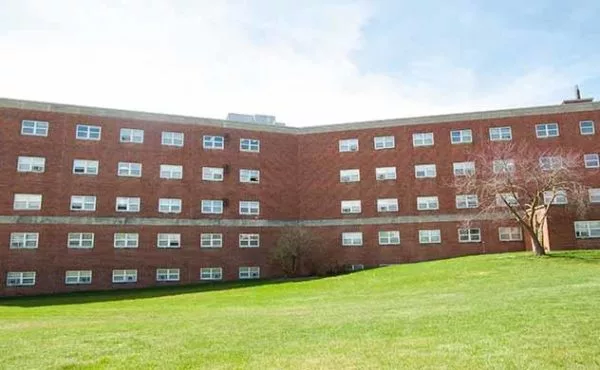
[452,143,588,256]
[271,227,322,276]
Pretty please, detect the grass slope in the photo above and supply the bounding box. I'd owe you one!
[1,251,600,369]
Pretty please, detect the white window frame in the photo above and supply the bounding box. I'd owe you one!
[117,162,142,177]
[456,194,479,209]
[339,138,359,152]
[9,232,39,249]
[201,233,223,248]
[202,167,224,181]
[161,131,184,147]
[200,267,223,281]
[496,193,518,207]
[535,123,559,138]
[21,120,48,137]
[160,165,183,179]
[115,197,141,212]
[65,270,92,285]
[493,159,516,174]
[113,233,139,249]
[6,271,36,287]
[539,156,563,171]
[13,194,42,210]
[543,190,568,205]
[412,132,434,147]
[73,159,99,175]
[374,136,395,150]
[70,195,97,211]
[157,233,181,249]
[17,156,46,173]
[239,233,260,248]
[588,188,600,203]
[201,200,224,214]
[417,196,439,211]
[579,120,595,135]
[76,124,102,141]
[379,230,400,245]
[240,138,260,152]
[419,230,441,244]
[239,266,260,280]
[415,164,436,178]
[574,221,600,239]
[240,169,260,183]
[67,232,95,249]
[453,162,475,176]
[341,200,362,214]
[156,268,180,282]
[375,167,396,181]
[458,228,481,243]
[584,154,600,169]
[158,198,182,214]
[203,135,224,149]
[377,198,398,212]
[342,232,363,246]
[340,169,360,183]
[499,227,523,241]
[239,201,260,216]
[489,127,512,141]
[112,269,138,283]
[120,128,144,143]
[450,129,473,144]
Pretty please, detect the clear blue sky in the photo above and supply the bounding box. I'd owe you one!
[0,0,598,126]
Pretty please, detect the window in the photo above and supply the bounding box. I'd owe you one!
[374,136,395,149]
[345,264,365,272]
[580,121,595,135]
[17,156,45,173]
[379,231,400,245]
[417,196,439,210]
[73,159,99,175]
[375,167,396,180]
[377,198,398,212]
[6,272,36,287]
[202,167,224,181]
[70,195,97,211]
[201,233,223,248]
[496,193,518,207]
[340,169,360,182]
[539,156,563,171]
[21,120,48,136]
[413,132,434,147]
[453,162,475,176]
[536,123,559,138]
[203,135,224,149]
[415,164,436,178]
[158,198,182,214]
[156,268,180,282]
[458,228,481,243]
[68,233,94,249]
[239,234,260,248]
[9,232,39,249]
[588,189,600,203]
[240,138,260,152]
[489,127,512,141]
[201,200,223,214]
[113,233,139,248]
[493,159,515,174]
[499,227,522,241]
[240,169,260,183]
[419,230,441,244]
[456,194,479,209]
[239,201,260,215]
[200,267,223,281]
[341,200,362,214]
[543,190,568,205]
[584,154,599,169]
[116,197,140,212]
[13,194,42,210]
[450,129,472,144]
[112,269,137,283]
[239,266,260,279]
[575,221,600,239]
[65,270,92,285]
[117,162,142,177]
[76,124,101,140]
[339,139,359,152]
[120,128,144,143]
[160,165,183,179]
[342,232,363,246]
[161,131,184,147]
[157,233,181,248]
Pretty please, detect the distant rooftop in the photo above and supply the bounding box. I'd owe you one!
[226,113,285,126]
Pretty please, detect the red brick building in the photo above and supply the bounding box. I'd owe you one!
[1,97,599,296]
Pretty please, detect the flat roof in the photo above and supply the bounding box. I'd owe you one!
[1,97,599,134]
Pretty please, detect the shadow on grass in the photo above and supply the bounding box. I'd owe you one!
[0,276,323,308]
[546,250,600,263]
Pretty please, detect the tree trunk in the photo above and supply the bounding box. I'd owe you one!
[531,237,546,256]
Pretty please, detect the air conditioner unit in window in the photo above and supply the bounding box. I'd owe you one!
[32,166,44,172]
[376,174,386,180]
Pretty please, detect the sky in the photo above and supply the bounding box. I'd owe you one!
[0,0,599,126]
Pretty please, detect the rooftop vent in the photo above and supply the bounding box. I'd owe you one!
[562,85,594,104]
[226,113,284,126]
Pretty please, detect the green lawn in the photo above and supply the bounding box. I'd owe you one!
[1,251,600,369]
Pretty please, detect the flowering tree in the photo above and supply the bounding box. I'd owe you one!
[452,143,588,256]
